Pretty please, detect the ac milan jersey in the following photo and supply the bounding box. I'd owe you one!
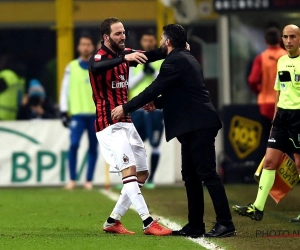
[89,44,165,132]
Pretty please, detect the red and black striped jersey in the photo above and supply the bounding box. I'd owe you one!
[89,44,165,132]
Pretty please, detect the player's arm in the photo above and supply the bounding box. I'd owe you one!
[273,71,281,121]
[0,78,8,93]
[90,52,148,73]
[89,55,125,73]
[59,65,69,113]
[273,91,280,121]
[59,65,71,127]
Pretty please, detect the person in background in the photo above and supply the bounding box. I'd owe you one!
[129,30,164,189]
[59,33,98,190]
[0,55,26,120]
[233,24,300,222]
[248,27,287,135]
[17,79,58,120]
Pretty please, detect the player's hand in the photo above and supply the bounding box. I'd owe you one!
[61,112,70,128]
[125,52,148,64]
[111,105,124,120]
[185,42,190,51]
[31,105,44,115]
[142,101,156,112]
[21,94,29,105]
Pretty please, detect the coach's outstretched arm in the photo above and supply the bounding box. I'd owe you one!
[143,48,166,63]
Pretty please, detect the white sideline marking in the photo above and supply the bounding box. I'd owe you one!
[100,188,225,250]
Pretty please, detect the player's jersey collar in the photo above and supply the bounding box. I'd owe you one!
[101,43,125,58]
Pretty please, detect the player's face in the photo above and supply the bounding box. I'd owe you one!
[160,34,168,54]
[77,38,94,59]
[108,22,126,52]
[140,35,157,51]
[282,26,300,56]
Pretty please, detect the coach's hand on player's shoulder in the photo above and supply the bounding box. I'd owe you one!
[125,52,148,64]
[142,102,156,112]
[111,105,124,120]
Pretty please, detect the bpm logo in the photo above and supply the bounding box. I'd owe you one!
[0,125,88,184]
[228,116,262,159]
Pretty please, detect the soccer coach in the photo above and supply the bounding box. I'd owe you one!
[112,24,236,238]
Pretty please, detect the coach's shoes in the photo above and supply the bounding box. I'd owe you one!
[204,223,236,238]
[143,220,172,236]
[290,214,300,222]
[233,203,264,221]
[103,220,135,234]
[172,223,205,238]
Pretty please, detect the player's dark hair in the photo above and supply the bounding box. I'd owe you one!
[100,17,121,39]
[163,24,187,48]
[265,27,281,45]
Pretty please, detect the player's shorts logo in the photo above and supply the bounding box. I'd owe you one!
[122,154,129,164]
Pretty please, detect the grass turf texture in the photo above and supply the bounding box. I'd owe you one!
[0,188,204,250]
[1,185,300,250]
[140,184,300,250]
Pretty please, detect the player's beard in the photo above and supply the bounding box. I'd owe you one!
[109,36,125,52]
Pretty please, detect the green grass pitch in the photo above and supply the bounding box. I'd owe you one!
[1,184,300,250]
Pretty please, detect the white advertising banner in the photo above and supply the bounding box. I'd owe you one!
[0,120,181,187]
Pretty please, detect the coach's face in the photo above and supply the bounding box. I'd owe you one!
[107,22,126,52]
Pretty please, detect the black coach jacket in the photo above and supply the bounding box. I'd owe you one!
[123,48,222,142]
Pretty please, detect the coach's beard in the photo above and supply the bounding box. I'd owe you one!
[161,44,168,55]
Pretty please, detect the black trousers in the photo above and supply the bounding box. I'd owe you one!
[177,128,233,227]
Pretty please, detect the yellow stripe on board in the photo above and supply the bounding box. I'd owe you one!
[0,1,157,25]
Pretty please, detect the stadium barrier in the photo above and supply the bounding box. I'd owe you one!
[0,120,184,187]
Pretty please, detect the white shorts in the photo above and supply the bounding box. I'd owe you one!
[96,122,148,173]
